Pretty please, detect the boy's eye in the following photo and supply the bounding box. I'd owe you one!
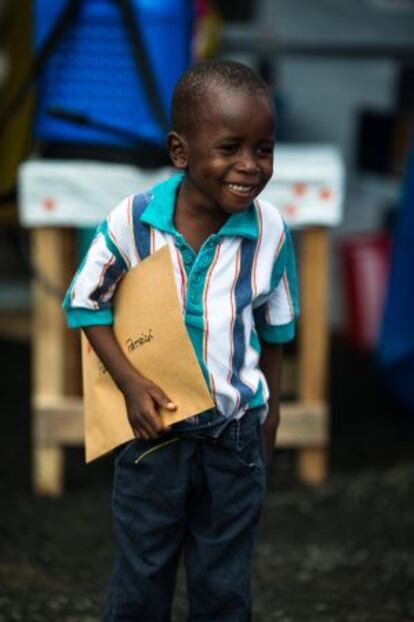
[218,144,238,154]
[256,145,274,157]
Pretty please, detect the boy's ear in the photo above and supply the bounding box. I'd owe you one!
[167,131,188,170]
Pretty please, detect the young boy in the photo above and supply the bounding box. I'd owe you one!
[63,60,298,621]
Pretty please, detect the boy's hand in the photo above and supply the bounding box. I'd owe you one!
[82,325,176,440]
[122,375,177,440]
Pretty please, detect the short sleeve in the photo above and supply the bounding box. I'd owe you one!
[254,222,299,344]
[62,197,133,329]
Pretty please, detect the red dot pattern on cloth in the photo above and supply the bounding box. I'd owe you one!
[283,203,298,218]
[42,197,56,212]
[319,187,332,200]
[293,182,307,196]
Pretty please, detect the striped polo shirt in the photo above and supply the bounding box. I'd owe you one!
[63,173,299,421]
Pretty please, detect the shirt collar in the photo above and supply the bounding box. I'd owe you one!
[140,173,259,240]
[140,173,180,234]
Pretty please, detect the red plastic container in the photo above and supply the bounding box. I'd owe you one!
[341,233,391,350]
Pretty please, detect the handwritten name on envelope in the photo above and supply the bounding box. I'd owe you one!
[81,245,214,462]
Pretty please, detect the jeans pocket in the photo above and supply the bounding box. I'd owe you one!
[235,416,266,472]
[234,435,260,471]
[113,439,138,466]
[133,436,181,465]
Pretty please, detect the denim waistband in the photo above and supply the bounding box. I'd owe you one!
[172,407,264,441]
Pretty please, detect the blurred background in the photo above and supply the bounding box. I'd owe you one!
[0,1,413,620]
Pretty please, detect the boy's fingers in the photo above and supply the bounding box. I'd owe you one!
[133,427,143,440]
[143,401,167,435]
[150,387,177,412]
[141,415,159,439]
[138,426,150,440]
[136,399,162,436]
[132,407,158,439]
[130,393,171,438]
[132,421,148,440]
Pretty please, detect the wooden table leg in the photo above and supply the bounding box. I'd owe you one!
[297,228,329,485]
[297,447,328,486]
[32,446,64,497]
[31,228,75,495]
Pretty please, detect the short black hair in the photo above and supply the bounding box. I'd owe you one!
[171,59,271,136]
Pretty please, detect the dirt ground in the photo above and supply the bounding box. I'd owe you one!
[1,338,414,622]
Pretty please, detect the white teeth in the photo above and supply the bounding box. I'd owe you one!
[227,183,253,193]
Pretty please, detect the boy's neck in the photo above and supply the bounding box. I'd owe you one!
[174,181,229,254]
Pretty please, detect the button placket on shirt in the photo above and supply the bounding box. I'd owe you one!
[189,259,203,305]
[189,246,214,305]
[182,249,194,268]
[175,235,218,310]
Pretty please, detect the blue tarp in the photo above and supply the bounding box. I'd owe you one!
[378,137,414,412]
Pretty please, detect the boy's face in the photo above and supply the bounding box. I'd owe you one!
[168,85,275,218]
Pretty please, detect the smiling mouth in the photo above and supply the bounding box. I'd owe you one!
[225,182,257,197]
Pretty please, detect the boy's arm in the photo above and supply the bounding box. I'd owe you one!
[83,325,176,440]
[259,340,283,467]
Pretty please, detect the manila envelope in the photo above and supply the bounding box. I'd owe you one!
[81,244,214,462]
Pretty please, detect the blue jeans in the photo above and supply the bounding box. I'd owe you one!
[103,410,266,621]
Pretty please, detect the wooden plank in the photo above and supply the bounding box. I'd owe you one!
[298,228,329,403]
[34,396,83,445]
[33,396,327,449]
[33,397,83,446]
[297,449,328,486]
[32,446,64,497]
[278,402,327,447]
[31,229,68,398]
[296,228,329,484]
[31,228,73,495]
